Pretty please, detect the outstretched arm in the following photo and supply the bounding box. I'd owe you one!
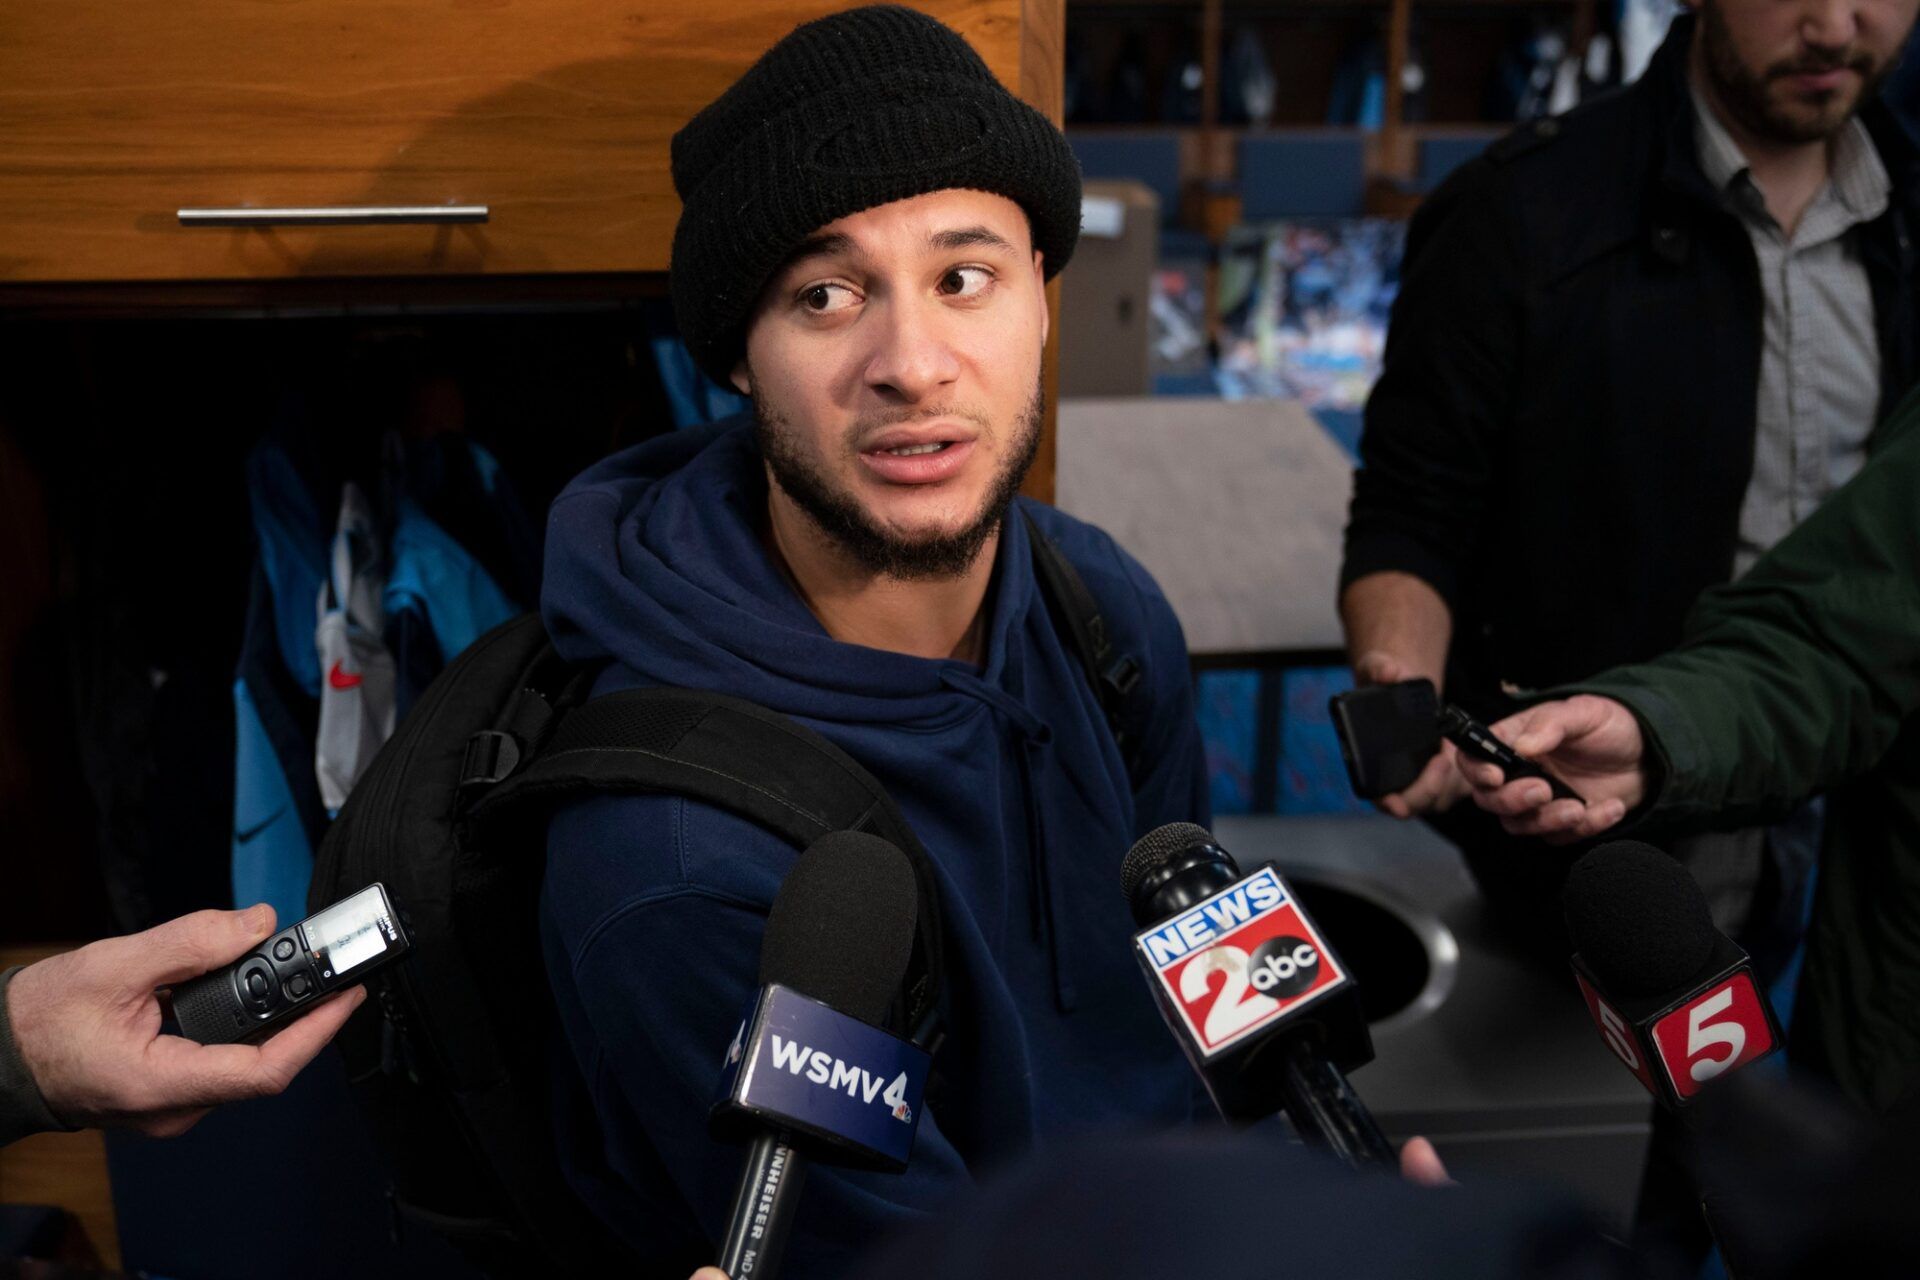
[2,906,363,1145]
[1464,404,1920,842]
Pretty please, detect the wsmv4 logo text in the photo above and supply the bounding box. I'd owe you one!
[770,1035,913,1123]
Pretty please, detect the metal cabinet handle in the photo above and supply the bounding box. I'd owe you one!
[177,205,489,226]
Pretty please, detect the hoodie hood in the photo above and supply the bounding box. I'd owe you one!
[542,418,1045,729]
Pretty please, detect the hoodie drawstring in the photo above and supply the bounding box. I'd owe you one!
[940,670,1076,1012]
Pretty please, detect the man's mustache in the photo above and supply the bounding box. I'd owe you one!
[1769,48,1875,79]
[849,406,993,438]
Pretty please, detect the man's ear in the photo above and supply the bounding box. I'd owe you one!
[729,357,752,397]
[1033,249,1049,347]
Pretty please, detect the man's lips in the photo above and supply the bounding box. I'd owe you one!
[1780,65,1861,94]
[861,422,978,454]
[857,430,978,485]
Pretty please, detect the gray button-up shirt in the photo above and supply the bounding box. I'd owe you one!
[1691,89,1890,576]
[1673,94,1889,939]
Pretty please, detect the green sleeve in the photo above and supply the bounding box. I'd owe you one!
[1572,401,1920,831]
[0,966,64,1149]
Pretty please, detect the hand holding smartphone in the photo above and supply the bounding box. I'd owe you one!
[1330,680,1584,804]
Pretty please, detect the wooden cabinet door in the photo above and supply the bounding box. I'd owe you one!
[0,0,1036,283]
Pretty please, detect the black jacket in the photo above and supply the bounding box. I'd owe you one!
[1343,14,1920,720]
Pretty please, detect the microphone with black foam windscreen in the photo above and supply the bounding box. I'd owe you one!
[1121,822,1394,1169]
[1564,841,1789,1279]
[711,831,931,1280]
[1562,840,1783,1109]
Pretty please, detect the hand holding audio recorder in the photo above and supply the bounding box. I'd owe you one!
[1458,695,1648,842]
[171,884,409,1046]
[2,904,366,1142]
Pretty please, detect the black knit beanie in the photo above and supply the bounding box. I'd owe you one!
[669,5,1083,388]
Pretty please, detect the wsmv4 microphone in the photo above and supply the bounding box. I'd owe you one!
[710,831,931,1279]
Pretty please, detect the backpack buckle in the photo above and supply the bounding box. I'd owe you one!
[1101,654,1143,700]
[460,731,523,789]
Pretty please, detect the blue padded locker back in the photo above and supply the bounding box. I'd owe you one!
[1235,132,1367,220]
[1069,131,1184,226]
[1069,129,1213,261]
[1416,131,1503,192]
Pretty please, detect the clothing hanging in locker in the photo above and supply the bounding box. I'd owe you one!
[231,400,534,923]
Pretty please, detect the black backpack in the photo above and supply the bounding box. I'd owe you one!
[307,508,1144,1277]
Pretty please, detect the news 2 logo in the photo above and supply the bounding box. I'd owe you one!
[1136,867,1345,1057]
[769,1035,914,1123]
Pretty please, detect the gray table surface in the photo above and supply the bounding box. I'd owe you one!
[1054,396,1352,656]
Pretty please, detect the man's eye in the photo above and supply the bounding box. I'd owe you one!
[800,283,857,314]
[938,266,994,299]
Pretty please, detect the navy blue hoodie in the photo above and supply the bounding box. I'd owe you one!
[539,421,1210,1276]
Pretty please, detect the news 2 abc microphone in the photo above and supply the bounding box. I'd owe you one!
[1564,841,1782,1108]
[709,831,932,1280]
[1122,822,1394,1168]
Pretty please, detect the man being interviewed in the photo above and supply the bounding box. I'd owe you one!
[537,8,1209,1276]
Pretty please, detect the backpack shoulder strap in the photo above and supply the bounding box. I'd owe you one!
[1019,507,1148,780]
[467,686,946,1044]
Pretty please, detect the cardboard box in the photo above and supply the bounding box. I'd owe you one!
[1059,180,1159,397]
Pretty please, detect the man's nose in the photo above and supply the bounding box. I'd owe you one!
[861,296,963,401]
[1799,0,1862,53]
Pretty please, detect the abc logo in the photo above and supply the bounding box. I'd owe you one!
[1248,936,1320,998]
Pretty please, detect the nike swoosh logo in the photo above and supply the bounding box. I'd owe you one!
[235,808,286,844]
[328,661,364,691]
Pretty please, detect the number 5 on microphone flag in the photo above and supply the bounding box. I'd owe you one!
[1571,954,1781,1109]
[1650,974,1776,1100]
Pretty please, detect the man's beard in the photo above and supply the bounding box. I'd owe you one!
[754,378,1044,582]
[1698,0,1889,144]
